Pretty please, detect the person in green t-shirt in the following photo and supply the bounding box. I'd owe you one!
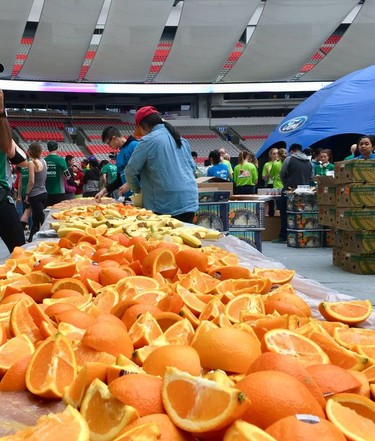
[100,159,118,199]
[45,141,71,206]
[219,148,233,180]
[233,150,258,194]
[313,149,335,176]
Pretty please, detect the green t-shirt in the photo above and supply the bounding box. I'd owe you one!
[101,163,117,184]
[262,160,275,185]
[270,160,283,189]
[314,162,334,176]
[222,159,233,175]
[19,166,29,196]
[45,153,69,195]
[0,152,9,189]
[233,162,258,186]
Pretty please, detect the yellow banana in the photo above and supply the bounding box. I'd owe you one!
[179,231,202,248]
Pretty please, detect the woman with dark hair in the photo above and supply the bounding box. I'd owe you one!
[207,149,230,180]
[125,106,198,223]
[83,158,100,197]
[356,135,375,160]
[25,142,47,242]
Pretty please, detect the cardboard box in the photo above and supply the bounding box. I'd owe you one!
[318,206,336,227]
[336,208,375,230]
[262,216,281,241]
[286,193,319,212]
[334,160,375,184]
[341,251,375,275]
[228,201,265,228]
[194,202,229,232]
[197,177,233,195]
[287,229,328,248]
[331,228,344,248]
[332,246,344,267]
[342,230,375,254]
[287,212,322,230]
[336,184,375,207]
[316,186,336,205]
[198,191,231,203]
[227,229,263,252]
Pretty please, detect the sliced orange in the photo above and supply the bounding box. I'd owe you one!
[299,322,369,371]
[85,224,108,237]
[43,260,77,279]
[9,300,43,344]
[25,333,77,399]
[0,335,34,375]
[62,361,108,408]
[253,267,295,285]
[355,345,375,364]
[334,327,375,349]
[43,294,93,311]
[116,276,160,298]
[111,422,161,441]
[224,420,277,441]
[162,366,250,433]
[319,299,373,326]
[74,342,116,368]
[128,310,164,348]
[263,328,330,367]
[177,285,206,316]
[326,393,375,440]
[224,294,265,323]
[51,277,89,296]
[141,247,176,278]
[20,282,53,303]
[163,317,195,345]
[80,378,139,441]
[0,405,89,440]
[0,354,32,392]
[92,286,119,314]
[199,296,225,322]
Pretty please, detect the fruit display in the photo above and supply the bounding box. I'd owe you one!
[0,202,374,440]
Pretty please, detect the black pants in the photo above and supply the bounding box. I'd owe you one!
[173,212,195,224]
[28,192,47,242]
[234,185,256,195]
[47,193,68,207]
[0,198,25,252]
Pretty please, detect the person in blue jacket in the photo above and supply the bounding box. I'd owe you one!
[95,126,138,202]
[125,106,198,223]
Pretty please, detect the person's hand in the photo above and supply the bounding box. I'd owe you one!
[118,183,129,195]
[94,188,107,203]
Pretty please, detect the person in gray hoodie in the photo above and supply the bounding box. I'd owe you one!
[273,143,312,243]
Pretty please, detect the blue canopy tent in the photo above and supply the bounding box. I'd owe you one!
[257,64,375,157]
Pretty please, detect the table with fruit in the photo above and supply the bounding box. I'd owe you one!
[0,200,374,441]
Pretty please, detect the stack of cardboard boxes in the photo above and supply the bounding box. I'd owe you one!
[194,177,265,251]
[286,191,331,248]
[318,160,375,274]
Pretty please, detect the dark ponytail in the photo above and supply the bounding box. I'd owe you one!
[140,113,182,148]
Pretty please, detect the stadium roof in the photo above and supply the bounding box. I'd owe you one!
[0,0,372,93]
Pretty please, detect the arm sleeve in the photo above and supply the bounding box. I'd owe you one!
[106,173,123,193]
[124,144,145,193]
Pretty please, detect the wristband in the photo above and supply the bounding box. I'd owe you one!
[9,146,27,165]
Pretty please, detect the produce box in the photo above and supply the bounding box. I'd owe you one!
[318,206,336,227]
[262,216,281,241]
[336,183,375,207]
[331,228,344,248]
[194,202,229,232]
[196,177,233,195]
[315,175,336,205]
[287,212,322,230]
[324,229,333,247]
[286,193,318,212]
[332,247,344,267]
[198,191,231,203]
[335,159,375,184]
[342,230,375,254]
[227,229,263,252]
[336,208,375,230]
[287,229,328,248]
[228,201,265,229]
[341,252,375,275]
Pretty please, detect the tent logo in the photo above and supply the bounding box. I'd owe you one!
[279,116,307,133]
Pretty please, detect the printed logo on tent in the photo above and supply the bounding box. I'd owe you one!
[279,116,307,133]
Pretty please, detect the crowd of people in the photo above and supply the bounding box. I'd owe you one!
[1,86,375,255]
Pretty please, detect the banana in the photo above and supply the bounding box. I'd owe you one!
[166,219,184,228]
[179,231,202,248]
[104,209,123,219]
[56,227,84,238]
[203,230,223,240]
